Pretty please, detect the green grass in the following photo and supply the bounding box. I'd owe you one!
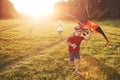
[0,19,120,80]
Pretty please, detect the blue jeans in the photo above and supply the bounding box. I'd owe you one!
[69,53,80,62]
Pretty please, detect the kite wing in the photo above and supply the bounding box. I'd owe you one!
[66,13,109,45]
[76,19,109,46]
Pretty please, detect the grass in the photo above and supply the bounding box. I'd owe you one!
[0,18,120,80]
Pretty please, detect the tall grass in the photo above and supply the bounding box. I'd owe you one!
[0,19,120,80]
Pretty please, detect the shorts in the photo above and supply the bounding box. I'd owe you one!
[69,53,80,62]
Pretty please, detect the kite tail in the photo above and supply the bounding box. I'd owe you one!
[95,26,109,45]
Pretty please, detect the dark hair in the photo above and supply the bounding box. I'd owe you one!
[73,32,75,36]
[74,25,82,30]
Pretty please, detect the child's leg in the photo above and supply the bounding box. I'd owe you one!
[75,59,80,71]
[69,53,74,67]
[74,53,80,72]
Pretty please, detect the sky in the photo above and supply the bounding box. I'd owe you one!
[10,0,67,17]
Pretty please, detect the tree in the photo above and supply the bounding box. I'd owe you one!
[100,0,120,19]
[54,1,69,19]
[54,0,120,20]
[0,0,19,19]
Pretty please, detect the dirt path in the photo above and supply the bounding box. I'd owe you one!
[0,24,21,32]
[0,38,65,72]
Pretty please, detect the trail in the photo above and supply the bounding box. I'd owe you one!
[0,38,65,72]
[0,23,21,32]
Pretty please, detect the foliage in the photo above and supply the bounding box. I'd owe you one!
[0,0,19,19]
[54,0,120,20]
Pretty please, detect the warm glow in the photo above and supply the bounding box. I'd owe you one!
[10,0,61,17]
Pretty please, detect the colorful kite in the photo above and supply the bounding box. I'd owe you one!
[66,13,109,46]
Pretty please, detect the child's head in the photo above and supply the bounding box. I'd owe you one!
[74,26,83,36]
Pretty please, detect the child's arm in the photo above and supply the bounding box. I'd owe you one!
[83,29,91,40]
[65,40,77,49]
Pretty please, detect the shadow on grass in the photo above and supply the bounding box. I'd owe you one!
[101,63,120,80]
[78,54,101,80]
[77,54,120,80]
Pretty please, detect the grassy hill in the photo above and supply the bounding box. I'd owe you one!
[0,19,120,80]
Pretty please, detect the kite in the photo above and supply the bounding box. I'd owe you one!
[66,13,109,46]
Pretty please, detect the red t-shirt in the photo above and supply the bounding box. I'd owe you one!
[67,36,84,53]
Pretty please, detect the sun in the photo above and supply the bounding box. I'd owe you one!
[10,0,61,17]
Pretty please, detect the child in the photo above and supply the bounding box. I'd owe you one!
[66,25,91,73]
[57,20,63,34]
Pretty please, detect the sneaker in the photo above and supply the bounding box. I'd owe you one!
[75,69,80,73]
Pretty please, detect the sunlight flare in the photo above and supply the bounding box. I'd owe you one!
[10,0,60,17]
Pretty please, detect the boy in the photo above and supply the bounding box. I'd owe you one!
[66,26,91,73]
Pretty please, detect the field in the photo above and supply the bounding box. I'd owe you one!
[0,18,120,80]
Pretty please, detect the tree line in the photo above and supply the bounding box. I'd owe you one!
[0,0,19,19]
[0,0,120,20]
[53,0,120,20]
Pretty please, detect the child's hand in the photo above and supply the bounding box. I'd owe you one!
[71,44,77,49]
